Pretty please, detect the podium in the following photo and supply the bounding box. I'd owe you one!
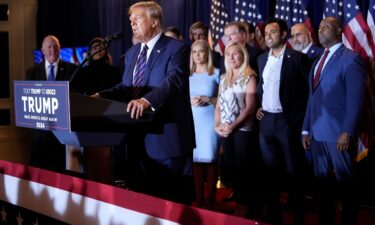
[14,80,154,182]
[14,80,154,146]
[54,92,154,147]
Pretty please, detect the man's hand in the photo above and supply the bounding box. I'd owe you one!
[337,132,351,151]
[127,98,150,119]
[256,107,264,120]
[302,134,311,150]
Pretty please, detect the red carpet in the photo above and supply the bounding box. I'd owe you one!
[208,187,375,225]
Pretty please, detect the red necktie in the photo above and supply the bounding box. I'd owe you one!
[313,49,329,90]
[132,45,148,99]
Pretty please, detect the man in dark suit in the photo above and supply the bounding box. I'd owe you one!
[255,18,310,225]
[302,17,365,225]
[290,22,324,194]
[290,23,324,61]
[25,35,77,172]
[222,21,264,75]
[94,1,195,204]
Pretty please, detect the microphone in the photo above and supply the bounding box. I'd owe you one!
[103,32,124,43]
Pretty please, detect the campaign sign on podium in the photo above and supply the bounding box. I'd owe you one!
[14,80,154,147]
[14,81,70,131]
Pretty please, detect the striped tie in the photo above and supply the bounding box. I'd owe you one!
[132,45,148,99]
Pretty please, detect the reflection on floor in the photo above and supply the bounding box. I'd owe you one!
[198,187,375,225]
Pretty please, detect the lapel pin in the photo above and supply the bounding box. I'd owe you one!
[157,49,161,53]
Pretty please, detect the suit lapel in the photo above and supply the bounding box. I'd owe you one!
[39,63,47,80]
[56,61,65,80]
[258,53,268,80]
[143,35,166,85]
[126,44,141,86]
[280,49,292,85]
[315,45,344,89]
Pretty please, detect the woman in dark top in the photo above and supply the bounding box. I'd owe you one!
[71,37,121,95]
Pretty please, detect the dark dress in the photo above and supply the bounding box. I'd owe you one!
[70,59,121,95]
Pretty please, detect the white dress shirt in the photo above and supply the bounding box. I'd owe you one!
[261,45,286,113]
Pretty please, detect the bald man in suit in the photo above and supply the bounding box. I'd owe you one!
[26,35,77,172]
[302,17,365,225]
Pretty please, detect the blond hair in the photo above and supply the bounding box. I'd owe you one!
[189,40,214,75]
[223,42,255,88]
[129,1,163,28]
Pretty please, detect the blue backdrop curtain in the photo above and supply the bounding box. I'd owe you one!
[37,0,100,48]
[36,0,371,66]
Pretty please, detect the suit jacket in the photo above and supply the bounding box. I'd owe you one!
[246,44,265,75]
[302,45,365,141]
[306,44,324,60]
[25,60,77,81]
[100,34,195,159]
[257,47,310,130]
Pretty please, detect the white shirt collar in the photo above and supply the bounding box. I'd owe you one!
[326,42,342,54]
[268,44,286,59]
[44,59,59,69]
[141,32,162,58]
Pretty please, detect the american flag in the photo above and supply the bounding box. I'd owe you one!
[362,0,375,162]
[325,0,375,58]
[233,0,263,26]
[0,200,69,225]
[209,0,229,55]
[274,0,316,42]
[367,0,375,54]
[275,0,309,27]
[325,0,375,161]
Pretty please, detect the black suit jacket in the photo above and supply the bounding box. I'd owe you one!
[26,60,77,81]
[245,44,264,75]
[257,47,310,130]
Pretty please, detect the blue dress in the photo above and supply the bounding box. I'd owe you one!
[189,68,220,163]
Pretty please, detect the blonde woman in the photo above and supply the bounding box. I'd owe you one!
[214,42,259,218]
[189,40,220,209]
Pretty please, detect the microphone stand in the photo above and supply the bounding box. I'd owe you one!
[69,44,108,83]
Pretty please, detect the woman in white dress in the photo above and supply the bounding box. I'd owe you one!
[214,42,259,218]
[189,40,220,209]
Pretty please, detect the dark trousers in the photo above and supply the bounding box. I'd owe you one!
[123,133,194,205]
[311,140,357,225]
[220,130,261,206]
[258,112,308,224]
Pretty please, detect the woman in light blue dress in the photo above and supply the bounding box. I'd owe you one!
[189,40,220,209]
